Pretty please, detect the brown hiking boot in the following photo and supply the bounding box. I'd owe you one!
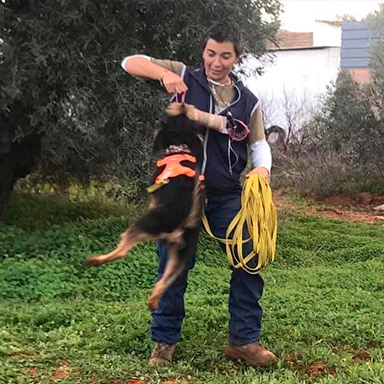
[225,342,277,366]
[148,342,176,367]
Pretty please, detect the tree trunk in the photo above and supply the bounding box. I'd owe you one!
[0,134,41,219]
[0,154,17,218]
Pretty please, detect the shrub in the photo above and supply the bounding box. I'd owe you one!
[271,71,384,197]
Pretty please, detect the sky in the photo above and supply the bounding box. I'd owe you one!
[279,0,382,31]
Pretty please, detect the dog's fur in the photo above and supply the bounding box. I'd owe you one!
[85,112,204,311]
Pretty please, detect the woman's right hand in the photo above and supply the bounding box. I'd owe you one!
[161,71,188,94]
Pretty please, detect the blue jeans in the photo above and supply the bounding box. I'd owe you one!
[151,193,264,346]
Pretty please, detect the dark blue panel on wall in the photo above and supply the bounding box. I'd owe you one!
[342,29,375,40]
[341,58,369,68]
[341,48,371,59]
[342,39,369,49]
[341,21,377,68]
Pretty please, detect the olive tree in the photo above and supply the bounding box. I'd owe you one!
[0,0,282,216]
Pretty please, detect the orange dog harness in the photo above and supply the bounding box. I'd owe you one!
[147,154,204,193]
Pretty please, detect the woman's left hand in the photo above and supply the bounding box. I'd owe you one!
[246,167,270,182]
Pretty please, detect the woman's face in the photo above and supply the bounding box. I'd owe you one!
[202,39,238,84]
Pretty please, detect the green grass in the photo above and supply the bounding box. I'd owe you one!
[1,193,384,383]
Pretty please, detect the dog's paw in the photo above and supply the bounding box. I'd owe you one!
[166,103,184,116]
[147,295,160,312]
[85,255,105,267]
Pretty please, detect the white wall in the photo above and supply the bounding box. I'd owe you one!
[243,47,341,130]
[313,22,341,47]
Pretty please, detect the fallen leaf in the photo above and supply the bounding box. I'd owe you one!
[283,354,297,363]
[52,369,70,378]
[28,367,39,376]
[351,349,371,362]
[161,376,193,383]
[13,353,37,360]
[60,359,70,366]
[305,362,336,377]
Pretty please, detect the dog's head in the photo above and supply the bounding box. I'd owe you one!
[153,111,203,160]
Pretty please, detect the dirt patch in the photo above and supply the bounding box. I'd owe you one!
[310,206,384,224]
[320,193,384,209]
[273,190,298,210]
[274,190,384,225]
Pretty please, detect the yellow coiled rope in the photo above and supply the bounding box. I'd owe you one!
[202,174,277,274]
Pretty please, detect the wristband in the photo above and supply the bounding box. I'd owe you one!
[159,69,169,87]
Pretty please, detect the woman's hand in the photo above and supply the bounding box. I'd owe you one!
[246,167,270,182]
[161,71,188,94]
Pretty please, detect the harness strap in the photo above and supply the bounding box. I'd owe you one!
[147,154,204,194]
[156,154,196,183]
[174,92,186,103]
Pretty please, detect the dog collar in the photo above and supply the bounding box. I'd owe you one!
[165,144,191,155]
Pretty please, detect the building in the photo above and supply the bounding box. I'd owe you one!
[243,20,342,132]
[340,21,377,84]
[243,20,380,133]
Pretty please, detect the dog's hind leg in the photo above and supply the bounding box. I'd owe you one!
[147,226,200,312]
[147,242,185,312]
[85,228,149,267]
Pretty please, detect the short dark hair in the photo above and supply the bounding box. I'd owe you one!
[200,20,244,58]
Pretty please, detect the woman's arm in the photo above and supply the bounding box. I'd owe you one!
[246,106,272,181]
[121,55,188,94]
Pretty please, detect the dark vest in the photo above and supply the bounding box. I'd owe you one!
[175,67,258,196]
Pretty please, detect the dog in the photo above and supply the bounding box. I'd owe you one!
[85,108,205,311]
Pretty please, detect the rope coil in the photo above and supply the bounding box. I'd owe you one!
[202,174,277,274]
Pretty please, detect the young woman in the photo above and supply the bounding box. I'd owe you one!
[122,20,275,367]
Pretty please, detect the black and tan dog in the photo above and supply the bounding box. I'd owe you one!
[85,110,204,311]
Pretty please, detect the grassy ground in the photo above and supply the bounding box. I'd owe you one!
[1,193,384,383]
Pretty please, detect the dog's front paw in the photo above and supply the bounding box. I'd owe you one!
[85,255,106,267]
[166,103,184,116]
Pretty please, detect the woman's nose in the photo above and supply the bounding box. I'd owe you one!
[212,57,222,67]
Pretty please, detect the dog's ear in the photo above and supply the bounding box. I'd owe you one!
[153,122,168,153]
